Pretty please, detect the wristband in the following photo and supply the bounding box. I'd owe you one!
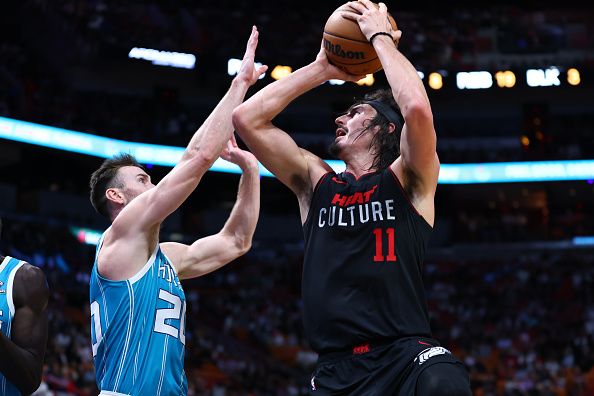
[369,31,393,44]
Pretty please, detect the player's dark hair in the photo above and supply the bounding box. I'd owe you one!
[89,153,144,219]
[355,89,403,171]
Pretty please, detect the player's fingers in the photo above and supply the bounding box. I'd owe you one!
[347,1,366,13]
[230,134,238,148]
[243,26,258,59]
[256,65,268,77]
[339,11,358,22]
[357,0,372,10]
[378,2,388,13]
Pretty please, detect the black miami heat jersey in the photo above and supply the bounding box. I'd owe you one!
[302,168,433,354]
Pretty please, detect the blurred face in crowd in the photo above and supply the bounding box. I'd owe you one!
[106,166,155,208]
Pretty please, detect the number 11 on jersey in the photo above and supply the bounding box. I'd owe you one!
[373,227,397,262]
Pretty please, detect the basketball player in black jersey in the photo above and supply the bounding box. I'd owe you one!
[234,1,472,395]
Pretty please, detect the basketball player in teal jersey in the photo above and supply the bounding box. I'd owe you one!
[234,2,471,395]
[0,220,49,395]
[88,27,266,395]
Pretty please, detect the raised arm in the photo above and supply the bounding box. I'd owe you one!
[112,27,267,236]
[348,1,440,223]
[99,28,267,280]
[233,45,360,216]
[161,136,260,279]
[0,264,48,394]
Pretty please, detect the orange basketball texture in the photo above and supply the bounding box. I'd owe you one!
[323,2,398,75]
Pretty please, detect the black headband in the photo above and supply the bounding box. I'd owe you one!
[364,99,404,130]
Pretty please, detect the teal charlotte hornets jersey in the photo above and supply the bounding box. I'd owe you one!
[90,231,188,395]
[0,256,25,396]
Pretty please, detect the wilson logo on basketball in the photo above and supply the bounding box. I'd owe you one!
[323,39,365,60]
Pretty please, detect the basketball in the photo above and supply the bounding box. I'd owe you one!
[323,2,398,75]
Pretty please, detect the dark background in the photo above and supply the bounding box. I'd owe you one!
[1,1,594,395]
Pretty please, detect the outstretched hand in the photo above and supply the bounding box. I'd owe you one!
[220,134,259,170]
[342,0,401,45]
[236,26,269,86]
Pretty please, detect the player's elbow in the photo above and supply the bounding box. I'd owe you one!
[26,380,43,395]
[18,371,42,395]
[232,234,253,257]
[403,101,433,123]
[233,104,265,136]
[237,238,253,256]
[232,105,251,135]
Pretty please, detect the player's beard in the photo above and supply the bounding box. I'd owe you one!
[328,141,342,158]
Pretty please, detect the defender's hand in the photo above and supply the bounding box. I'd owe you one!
[235,26,269,86]
[220,134,259,170]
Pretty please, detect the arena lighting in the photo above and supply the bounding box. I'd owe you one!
[526,67,560,87]
[329,71,421,86]
[573,236,594,246]
[2,116,594,184]
[227,58,266,79]
[567,68,581,86]
[455,71,493,89]
[356,74,375,86]
[428,72,443,90]
[495,71,516,88]
[71,227,102,245]
[270,65,292,80]
[128,47,196,69]
[439,160,594,184]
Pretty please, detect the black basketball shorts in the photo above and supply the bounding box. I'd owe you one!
[308,337,469,396]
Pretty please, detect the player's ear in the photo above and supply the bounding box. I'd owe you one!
[387,123,396,134]
[106,187,124,205]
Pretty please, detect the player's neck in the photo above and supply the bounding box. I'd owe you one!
[344,162,378,179]
[342,149,376,178]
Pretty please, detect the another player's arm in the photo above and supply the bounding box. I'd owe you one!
[233,45,360,217]
[161,137,260,279]
[348,1,439,222]
[100,28,267,279]
[0,264,49,394]
[233,61,331,196]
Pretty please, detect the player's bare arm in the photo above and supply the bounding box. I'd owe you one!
[233,43,361,222]
[0,263,48,394]
[161,136,260,279]
[98,27,267,280]
[346,0,440,225]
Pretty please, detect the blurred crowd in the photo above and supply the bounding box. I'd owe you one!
[1,215,594,395]
[1,2,594,394]
[28,0,594,70]
[1,2,594,164]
